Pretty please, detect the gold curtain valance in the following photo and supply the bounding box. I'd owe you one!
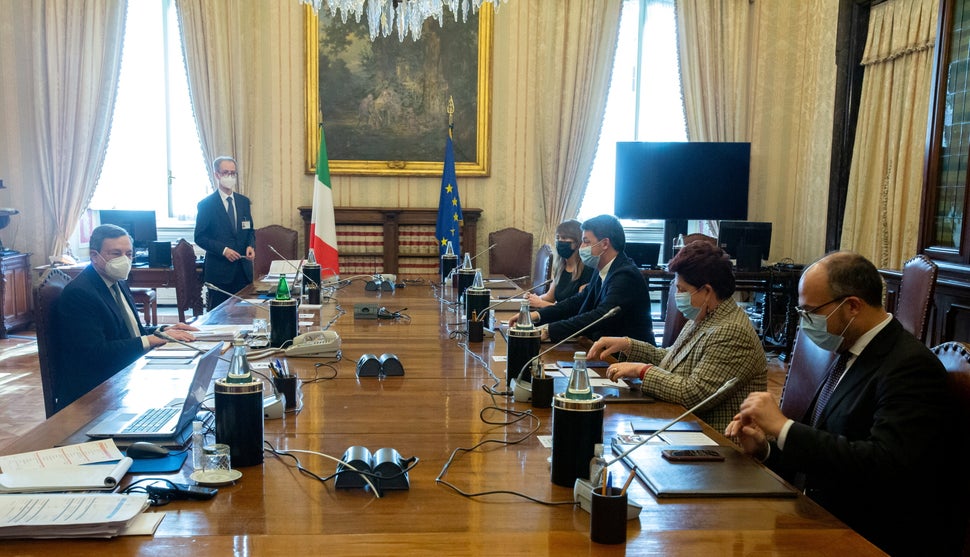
[861,0,938,66]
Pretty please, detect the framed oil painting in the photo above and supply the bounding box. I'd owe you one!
[304,6,492,176]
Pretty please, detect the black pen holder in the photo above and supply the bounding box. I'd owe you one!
[531,376,554,408]
[468,319,484,343]
[270,299,298,348]
[273,376,300,411]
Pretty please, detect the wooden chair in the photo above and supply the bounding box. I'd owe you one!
[661,280,688,347]
[172,238,204,323]
[531,243,553,295]
[254,225,299,277]
[33,268,72,417]
[130,288,157,326]
[895,254,938,343]
[779,327,838,421]
[931,341,970,554]
[488,227,533,284]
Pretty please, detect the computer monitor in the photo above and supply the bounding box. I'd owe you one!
[626,242,662,269]
[717,221,772,272]
[98,210,158,250]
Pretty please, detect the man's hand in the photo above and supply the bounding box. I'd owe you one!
[736,392,788,438]
[162,327,196,342]
[724,416,769,460]
[223,247,242,262]
[245,246,255,261]
[588,336,630,360]
[168,322,199,332]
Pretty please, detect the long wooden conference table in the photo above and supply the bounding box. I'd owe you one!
[2,279,882,555]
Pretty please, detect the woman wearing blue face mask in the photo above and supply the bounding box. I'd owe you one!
[587,240,767,432]
[525,219,594,308]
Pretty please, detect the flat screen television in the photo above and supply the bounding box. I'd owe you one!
[614,142,750,220]
[98,210,158,250]
[717,220,772,272]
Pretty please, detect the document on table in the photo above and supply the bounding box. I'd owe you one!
[0,459,133,493]
[193,324,249,341]
[0,440,124,472]
[0,493,152,539]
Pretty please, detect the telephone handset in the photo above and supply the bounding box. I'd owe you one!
[284,330,341,357]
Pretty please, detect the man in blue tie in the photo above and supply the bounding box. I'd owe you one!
[195,156,255,309]
[725,251,962,555]
[54,224,197,410]
[508,214,654,344]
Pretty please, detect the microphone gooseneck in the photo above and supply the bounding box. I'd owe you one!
[469,243,497,263]
[204,282,270,312]
[474,278,554,322]
[515,306,622,385]
[267,245,319,290]
[154,331,208,353]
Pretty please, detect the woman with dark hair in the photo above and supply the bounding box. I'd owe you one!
[588,240,766,432]
[525,219,594,308]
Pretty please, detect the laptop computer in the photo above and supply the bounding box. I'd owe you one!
[85,342,223,440]
[626,242,662,269]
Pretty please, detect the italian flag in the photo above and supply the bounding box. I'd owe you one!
[310,128,339,276]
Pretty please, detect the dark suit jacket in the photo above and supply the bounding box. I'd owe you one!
[768,318,960,556]
[194,191,255,288]
[53,265,156,409]
[536,253,654,344]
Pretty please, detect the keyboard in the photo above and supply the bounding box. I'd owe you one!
[123,406,179,433]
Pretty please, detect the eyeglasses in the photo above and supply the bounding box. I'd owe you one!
[795,297,846,326]
[218,171,237,177]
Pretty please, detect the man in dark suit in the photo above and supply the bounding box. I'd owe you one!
[195,156,255,309]
[726,251,962,556]
[54,224,196,410]
[509,214,654,344]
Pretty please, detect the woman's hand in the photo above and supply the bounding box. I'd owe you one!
[588,336,631,360]
[605,362,641,382]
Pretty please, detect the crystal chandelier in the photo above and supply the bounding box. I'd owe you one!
[300,0,509,42]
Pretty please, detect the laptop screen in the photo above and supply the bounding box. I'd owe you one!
[172,342,223,434]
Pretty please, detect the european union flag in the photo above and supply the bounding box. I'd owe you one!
[435,133,463,256]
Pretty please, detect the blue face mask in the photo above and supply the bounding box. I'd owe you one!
[800,299,852,352]
[578,239,603,268]
[675,290,701,321]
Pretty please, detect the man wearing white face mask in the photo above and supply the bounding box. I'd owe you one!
[724,251,961,556]
[588,241,765,432]
[195,156,256,309]
[53,225,198,410]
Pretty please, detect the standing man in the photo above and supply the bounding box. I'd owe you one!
[508,214,654,344]
[54,224,196,410]
[725,251,962,555]
[195,156,255,309]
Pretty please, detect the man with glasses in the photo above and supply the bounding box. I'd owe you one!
[195,156,255,309]
[508,214,654,344]
[725,251,961,555]
[54,224,197,409]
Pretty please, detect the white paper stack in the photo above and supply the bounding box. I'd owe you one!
[0,493,152,539]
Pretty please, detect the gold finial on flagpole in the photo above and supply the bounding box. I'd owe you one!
[447,96,455,138]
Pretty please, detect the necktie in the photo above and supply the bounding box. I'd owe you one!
[226,196,236,231]
[112,283,141,338]
[811,352,851,426]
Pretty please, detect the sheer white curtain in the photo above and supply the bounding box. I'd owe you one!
[841,0,938,268]
[535,0,623,239]
[33,0,126,256]
[176,0,249,189]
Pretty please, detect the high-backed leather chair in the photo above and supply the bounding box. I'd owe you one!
[895,254,938,343]
[661,280,688,347]
[488,227,533,283]
[172,238,204,323]
[34,268,72,417]
[531,243,553,295]
[931,341,970,554]
[254,225,299,277]
[779,327,838,421]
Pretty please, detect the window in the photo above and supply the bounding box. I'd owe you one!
[578,0,686,221]
[88,0,208,225]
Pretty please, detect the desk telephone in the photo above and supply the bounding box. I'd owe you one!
[284,330,341,357]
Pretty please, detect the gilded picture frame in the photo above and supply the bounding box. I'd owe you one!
[304,6,492,176]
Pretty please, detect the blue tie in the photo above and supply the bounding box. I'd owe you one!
[811,352,850,426]
[226,196,236,231]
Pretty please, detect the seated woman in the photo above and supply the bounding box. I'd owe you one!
[588,241,766,432]
[525,219,594,308]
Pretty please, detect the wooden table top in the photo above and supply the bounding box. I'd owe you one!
[2,279,883,555]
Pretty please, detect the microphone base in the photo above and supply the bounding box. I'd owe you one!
[511,378,532,402]
[573,478,642,520]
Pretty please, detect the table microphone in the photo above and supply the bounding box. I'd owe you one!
[204,282,270,312]
[572,376,740,513]
[472,278,553,322]
[511,306,622,402]
[469,243,497,263]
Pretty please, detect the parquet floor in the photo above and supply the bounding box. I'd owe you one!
[0,308,788,454]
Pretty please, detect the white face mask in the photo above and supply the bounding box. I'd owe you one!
[98,252,132,281]
[218,175,237,190]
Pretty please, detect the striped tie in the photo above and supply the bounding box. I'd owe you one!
[811,352,850,426]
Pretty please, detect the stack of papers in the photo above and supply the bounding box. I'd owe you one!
[0,440,131,493]
[193,324,249,341]
[0,493,155,538]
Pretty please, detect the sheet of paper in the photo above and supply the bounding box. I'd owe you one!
[659,432,718,446]
[590,377,626,388]
[0,440,124,472]
[0,493,149,538]
[537,435,553,448]
[492,355,507,362]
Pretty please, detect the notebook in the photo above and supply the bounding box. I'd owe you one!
[85,342,223,440]
[626,242,662,269]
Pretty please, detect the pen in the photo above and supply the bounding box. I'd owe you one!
[619,467,637,496]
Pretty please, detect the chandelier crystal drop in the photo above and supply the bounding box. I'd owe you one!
[300,0,508,42]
